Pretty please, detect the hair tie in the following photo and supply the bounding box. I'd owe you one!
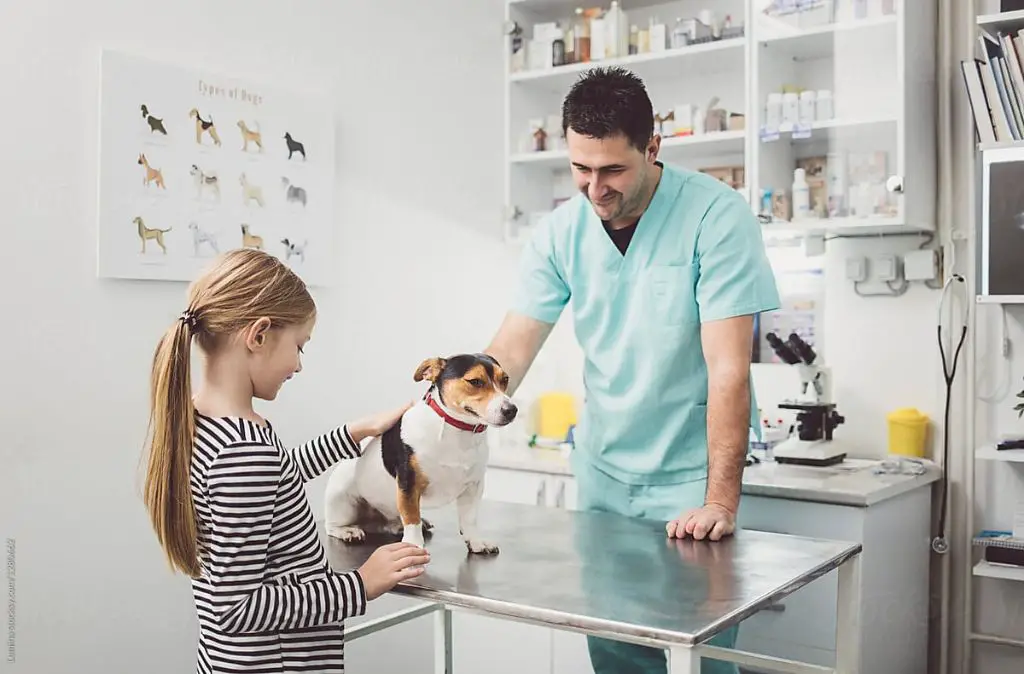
[179,310,199,332]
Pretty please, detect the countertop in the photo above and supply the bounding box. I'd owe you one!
[321,500,860,647]
[487,446,942,507]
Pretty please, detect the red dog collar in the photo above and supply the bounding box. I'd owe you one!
[424,391,487,433]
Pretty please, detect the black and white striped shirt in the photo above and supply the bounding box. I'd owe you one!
[189,413,365,673]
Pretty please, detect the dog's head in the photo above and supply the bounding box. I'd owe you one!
[415,353,517,427]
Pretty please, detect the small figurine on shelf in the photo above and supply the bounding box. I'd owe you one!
[532,123,548,152]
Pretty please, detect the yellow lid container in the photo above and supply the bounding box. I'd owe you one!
[886,407,929,457]
[535,392,577,440]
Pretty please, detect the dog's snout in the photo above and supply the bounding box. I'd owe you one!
[500,401,518,422]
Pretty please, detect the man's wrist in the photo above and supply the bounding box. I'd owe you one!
[703,499,737,517]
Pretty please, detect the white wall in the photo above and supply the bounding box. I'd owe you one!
[0,1,512,672]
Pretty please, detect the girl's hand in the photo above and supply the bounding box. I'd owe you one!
[358,542,430,600]
[348,400,414,444]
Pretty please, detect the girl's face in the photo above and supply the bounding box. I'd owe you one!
[248,317,314,401]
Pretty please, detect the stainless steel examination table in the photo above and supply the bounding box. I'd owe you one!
[320,500,862,674]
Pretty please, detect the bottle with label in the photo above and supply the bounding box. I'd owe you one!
[552,28,567,67]
[792,167,810,220]
[604,1,628,58]
[574,8,591,62]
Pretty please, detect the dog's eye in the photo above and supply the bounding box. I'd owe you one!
[467,378,485,388]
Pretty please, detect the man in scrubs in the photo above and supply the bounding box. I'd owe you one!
[485,67,780,674]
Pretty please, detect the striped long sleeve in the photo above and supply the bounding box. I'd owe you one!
[199,441,367,634]
[286,424,362,482]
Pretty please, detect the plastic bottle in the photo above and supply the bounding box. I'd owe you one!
[792,168,810,220]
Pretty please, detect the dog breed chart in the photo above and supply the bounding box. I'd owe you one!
[96,49,333,284]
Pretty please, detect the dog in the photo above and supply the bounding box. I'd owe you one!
[189,108,221,146]
[134,216,170,253]
[280,237,307,263]
[188,221,219,256]
[137,154,165,189]
[140,105,166,134]
[324,353,518,554]
[284,132,306,160]
[237,120,262,152]
[190,164,219,202]
[281,177,307,207]
[240,224,263,249]
[239,173,264,207]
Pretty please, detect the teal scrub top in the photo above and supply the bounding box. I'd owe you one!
[512,162,781,486]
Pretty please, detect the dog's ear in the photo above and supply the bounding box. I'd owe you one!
[414,358,446,383]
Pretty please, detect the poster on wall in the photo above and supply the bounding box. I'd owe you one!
[96,49,335,286]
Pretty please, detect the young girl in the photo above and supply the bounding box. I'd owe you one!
[142,248,429,673]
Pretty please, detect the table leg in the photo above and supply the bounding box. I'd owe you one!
[434,605,452,674]
[835,554,862,673]
[667,646,700,674]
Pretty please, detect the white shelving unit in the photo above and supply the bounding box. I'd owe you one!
[502,0,938,245]
[963,7,1024,670]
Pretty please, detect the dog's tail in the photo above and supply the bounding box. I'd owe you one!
[255,121,260,133]
[159,227,172,233]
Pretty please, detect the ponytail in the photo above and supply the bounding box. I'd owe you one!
[143,315,200,577]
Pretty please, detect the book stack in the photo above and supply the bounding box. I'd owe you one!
[962,30,1024,144]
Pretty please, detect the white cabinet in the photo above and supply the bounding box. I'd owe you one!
[484,465,578,510]
[734,486,933,674]
[462,466,591,673]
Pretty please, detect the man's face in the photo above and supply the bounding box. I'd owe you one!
[566,128,657,222]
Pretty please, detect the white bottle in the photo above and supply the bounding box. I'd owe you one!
[605,1,628,58]
[792,168,810,220]
[798,90,816,126]
[781,92,800,129]
[815,89,833,121]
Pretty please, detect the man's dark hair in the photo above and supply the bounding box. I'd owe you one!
[561,67,654,152]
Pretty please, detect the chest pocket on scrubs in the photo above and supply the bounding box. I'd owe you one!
[646,264,697,328]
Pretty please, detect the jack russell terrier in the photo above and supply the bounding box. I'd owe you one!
[324,353,517,554]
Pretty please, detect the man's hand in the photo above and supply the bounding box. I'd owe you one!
[666,504,735,541]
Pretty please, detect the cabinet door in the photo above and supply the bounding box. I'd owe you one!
[453,612,551,674]
[551,475,579,510]
[484,467,550,505]
[552,629,594,674]
[734,495,863,663]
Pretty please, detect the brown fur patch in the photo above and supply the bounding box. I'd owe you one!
[413,358,446,383]
[396,455,429,525]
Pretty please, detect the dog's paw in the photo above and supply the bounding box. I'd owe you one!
[464,538,499,555]
[329,525,365,544]
[402,525,425,549]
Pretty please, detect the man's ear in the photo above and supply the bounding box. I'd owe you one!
[414,357,446,383]
[244,317,273,351]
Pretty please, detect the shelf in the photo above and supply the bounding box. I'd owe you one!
[976,295,1024,304]
[509,38,745,91]
[978,140,1024,151]
[977,9,1024,36]
[510,130,745,169]
[760,215,910,236]
[758,14,898,61]
[509,0,671,11]
[976,444,1024,463]
[759,116,897,143]
[973,560,1024,582]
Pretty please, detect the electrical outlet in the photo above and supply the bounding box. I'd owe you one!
[874,254,899,282]
[845,256,868,282]
[904,249,938,281]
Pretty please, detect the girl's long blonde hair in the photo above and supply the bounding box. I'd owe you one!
[143,248,316,577]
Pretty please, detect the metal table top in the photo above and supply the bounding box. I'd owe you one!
[320,500,860,647]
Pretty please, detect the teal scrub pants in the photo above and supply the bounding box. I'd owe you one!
[571,450,739,674]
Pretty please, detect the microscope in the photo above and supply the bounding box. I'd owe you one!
[765,331,848,467]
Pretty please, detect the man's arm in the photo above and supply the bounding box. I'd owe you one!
[485,311,555,396]
[701,314,755,516]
